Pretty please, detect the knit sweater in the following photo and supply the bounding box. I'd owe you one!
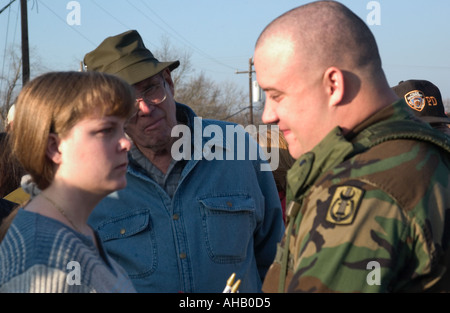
[0,209,136,293]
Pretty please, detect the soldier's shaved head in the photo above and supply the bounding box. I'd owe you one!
[256,1,383,79]
[254,0,398,159]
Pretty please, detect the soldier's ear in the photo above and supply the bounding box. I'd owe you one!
[322,67,344,107]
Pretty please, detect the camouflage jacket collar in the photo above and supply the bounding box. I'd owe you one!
[286,99,415,206]
[286,126,353,205]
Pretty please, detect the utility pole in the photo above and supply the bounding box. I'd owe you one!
[20,0,29,85]
[236,57,255,125]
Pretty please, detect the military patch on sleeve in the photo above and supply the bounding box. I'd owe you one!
[326,185,364,225]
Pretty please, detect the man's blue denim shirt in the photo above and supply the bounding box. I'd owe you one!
[88,103,285,293]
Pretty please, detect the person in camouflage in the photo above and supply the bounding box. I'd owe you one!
[255,1,450,292]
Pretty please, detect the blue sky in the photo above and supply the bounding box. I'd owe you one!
[1,0,450,100]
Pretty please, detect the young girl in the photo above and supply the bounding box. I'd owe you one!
[0,71,136,292]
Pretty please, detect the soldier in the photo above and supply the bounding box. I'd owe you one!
[255,1,450,292]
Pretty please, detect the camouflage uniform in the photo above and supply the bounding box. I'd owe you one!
[262,99,450,292]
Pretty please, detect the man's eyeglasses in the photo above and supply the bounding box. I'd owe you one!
[135,80,167,106]
[127,80,167,124]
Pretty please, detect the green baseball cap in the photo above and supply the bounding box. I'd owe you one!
[84,30,180,85]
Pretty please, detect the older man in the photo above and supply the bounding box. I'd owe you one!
[84,30,284,293]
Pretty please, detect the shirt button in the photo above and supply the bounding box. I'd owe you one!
[179,252,187,259]
[120,228,126,235]
[173,213,179,220]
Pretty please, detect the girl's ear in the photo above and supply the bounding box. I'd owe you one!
[46,133,62,164]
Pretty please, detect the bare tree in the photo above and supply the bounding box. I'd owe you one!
[0,45,48,131]
[0,47,22,131]
[153,36,193,89]
[444,98,450,115]
[153,37,249,125]
[174,72,250,125]
[0,39,251,130]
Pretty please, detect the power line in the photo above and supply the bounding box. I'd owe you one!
[91,0,161,47]
[0,0,14,95]
[91,0,129,30]
[37,0,97,47]
[1,0,21,84]
[223,106,250,121]
[0,0,16,15]
[128,0,236,72]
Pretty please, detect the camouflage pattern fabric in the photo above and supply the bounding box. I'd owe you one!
[262,99,450,292]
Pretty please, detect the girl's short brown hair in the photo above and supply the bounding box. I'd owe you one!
[11,71,135,190]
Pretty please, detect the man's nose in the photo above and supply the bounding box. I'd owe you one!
[261,100,278,125]
[136,99,155,115]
